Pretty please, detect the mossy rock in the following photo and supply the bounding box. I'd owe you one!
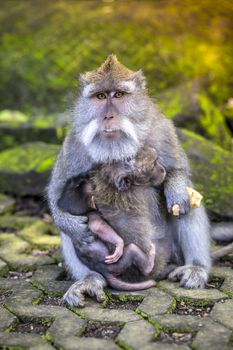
[0,110,69,150]
[158,86,232,151]
[0,142,60,196]
[179,129,233,219]
[0,194,15,214]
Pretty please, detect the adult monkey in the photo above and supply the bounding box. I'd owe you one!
[48,55,211,307]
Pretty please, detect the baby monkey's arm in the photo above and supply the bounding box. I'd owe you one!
[88,212,124,264]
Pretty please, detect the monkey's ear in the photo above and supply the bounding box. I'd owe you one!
[130,69,147,90]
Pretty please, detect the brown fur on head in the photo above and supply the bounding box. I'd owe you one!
[80,54,135,84]
[75,55,150,163]
[91,146,165,213]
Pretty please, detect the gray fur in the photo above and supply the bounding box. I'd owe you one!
[48,64,211,307]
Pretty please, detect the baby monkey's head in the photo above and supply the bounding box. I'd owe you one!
[116,146,166,191]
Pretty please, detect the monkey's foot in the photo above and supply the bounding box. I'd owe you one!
[168,264,208,289]
[63,273,106,307]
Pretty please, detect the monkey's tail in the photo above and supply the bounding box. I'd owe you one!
[211,242,233,260]
[106,274,156,291]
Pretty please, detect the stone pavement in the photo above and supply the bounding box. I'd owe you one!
[0,203,233,349]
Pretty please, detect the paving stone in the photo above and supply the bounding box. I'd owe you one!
[210,299,233,330]
[141,344,190,350]
[2,280,42,306]
[211,266,233,278]
[137,289,175,316]
[157,280,228,302]
[116,319,155,350]
[4,303,74,320]
[0,215,37,231]
[192,321,232,350]
[0,193,15,214]
[18,220,60,248]
[0,332,50,348]
[0,233,54,270]
[81,307,142,323]
[47,313,86,339]
[30,344,56,350]
[221,277,233,298]
[31,265,72,295]
[150,314,206,332]
[55,337,120,350]
[0,305,17,331]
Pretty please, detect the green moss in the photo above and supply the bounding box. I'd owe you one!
[115,339,133,350]
[0,142,60,173]
[180,129,233,217]
[174,297,214,308]
[199,94,232,150]
[0,110,28,125]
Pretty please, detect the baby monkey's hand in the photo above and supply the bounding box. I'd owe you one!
[105,238,124,264]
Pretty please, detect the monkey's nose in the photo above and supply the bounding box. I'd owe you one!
[104,115,114,120]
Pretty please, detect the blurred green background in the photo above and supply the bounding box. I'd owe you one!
[0,0,232,117]
[0,0,232,219]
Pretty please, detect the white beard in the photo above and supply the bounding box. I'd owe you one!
[86,134,140,163]
[80,117,142,163]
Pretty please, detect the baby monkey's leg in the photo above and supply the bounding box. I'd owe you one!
[88,212,124,264]
[107,243,155,276]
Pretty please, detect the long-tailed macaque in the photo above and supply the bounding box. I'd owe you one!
[58,146,168,291]
[48,55,211,307]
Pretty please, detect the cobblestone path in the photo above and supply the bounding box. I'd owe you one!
[0,211,232,349]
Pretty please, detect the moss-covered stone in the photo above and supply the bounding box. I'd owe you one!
[0,233,54,270]
[159,86,232,151]
[0,215,37,231]
[0,110,68,151]
[0,142,60,195]
[18,220,60,248]
[116,319,155,350]
[157,281,228,303]
[179,129,233,219]
[210,299,233,330]
[0,193,15,214]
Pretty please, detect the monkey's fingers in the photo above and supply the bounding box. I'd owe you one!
[105,253,121,264]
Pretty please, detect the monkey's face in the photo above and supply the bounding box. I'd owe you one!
[74,71,152,163]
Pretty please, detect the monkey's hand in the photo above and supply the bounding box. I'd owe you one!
[165,189,191,217]
[105,239,124,264]
[63,272,106,307]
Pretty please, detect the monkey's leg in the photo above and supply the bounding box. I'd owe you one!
[61,233,106,307]
[168,205,211,289]
[88,212,124,264]
[107,243,155,276]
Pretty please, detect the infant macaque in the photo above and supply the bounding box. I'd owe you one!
[58,146,166,290]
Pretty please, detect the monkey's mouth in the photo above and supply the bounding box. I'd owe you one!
[103,128,120,138]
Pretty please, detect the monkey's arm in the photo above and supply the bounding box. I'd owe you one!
[88,212,124,264]
[48,133,107,306]
[47,132,101,254]
[153,118,192,215]
[152,116,211,287]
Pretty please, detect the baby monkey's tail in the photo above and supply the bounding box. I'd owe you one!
[106,274,156,291]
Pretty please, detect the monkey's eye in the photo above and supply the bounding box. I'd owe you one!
[114,91,124,98]
[96,92,107,100]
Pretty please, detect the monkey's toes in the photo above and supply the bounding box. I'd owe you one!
[168,265,208,289]
[63,281,86,307]
[63,273,107,307]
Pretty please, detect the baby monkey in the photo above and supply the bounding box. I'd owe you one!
[58,146,166,290]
